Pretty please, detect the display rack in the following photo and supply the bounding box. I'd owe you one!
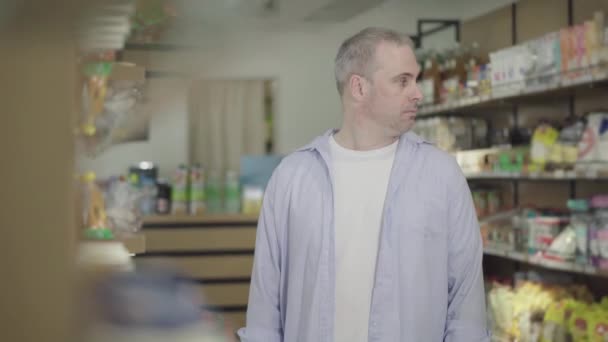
[484,247,608,278]
[76,0,147,255]
[418,64,608,116]
[465,172,608,181]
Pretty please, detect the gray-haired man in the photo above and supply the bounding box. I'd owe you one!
[238,27,490,342]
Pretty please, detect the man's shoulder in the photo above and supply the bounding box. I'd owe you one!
[274,149,320,176]
[420,143,455,164]
[409,137,462,179]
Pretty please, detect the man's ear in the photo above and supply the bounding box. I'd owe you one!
[348,74,368,101]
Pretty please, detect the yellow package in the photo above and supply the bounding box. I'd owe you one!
[600,297,608,310]
[568,303,591,342]
[588,308,608,342]
[531,124,560,169]
[542,300,569,342]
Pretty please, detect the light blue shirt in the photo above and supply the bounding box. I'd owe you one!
[238,130,490,342]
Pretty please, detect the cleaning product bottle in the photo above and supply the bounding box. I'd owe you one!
[205,170,222,214]
[171,164,189,215]
[189,163,206,216]
[224,170,241,214]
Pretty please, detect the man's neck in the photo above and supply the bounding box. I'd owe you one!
[334,113,398,151]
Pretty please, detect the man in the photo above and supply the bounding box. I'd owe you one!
[238,27,489,342]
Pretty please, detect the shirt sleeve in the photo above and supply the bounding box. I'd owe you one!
[237,172,283,342]
[444,163,491,342]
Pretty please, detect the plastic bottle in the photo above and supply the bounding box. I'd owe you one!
[205,170,222,214]
[189,164,206,216]
[224,170,241,214]
[140,178,158,216]
[171,164,189,215]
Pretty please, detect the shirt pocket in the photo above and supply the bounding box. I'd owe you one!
[396,197,447,241]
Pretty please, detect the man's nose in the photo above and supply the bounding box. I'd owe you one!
[412,82,423,103]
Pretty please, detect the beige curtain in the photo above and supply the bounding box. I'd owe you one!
[188,79,266,174]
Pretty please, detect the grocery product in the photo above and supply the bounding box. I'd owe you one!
[82,62,113,136]
[578,112,608,164]
[205,170,222,214]
[487,279,605,342]
[546,226,577,262]
[530,123,560,172]
[105,176,142,236]
[171,164,189,215]
[155,179,171,215]
[413,116,489,152]
[590,195,608,271]
[548,117,586,170]
[82,172,113,240]
[528,216,569,255]
[224,170,241,214]
[566,199,593,265]
[189,163,206,215]
[242,185,264,215]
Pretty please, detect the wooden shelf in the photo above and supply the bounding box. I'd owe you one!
[81,233,146,255]
[143,214,259,226]
[108,62,146,82]
[121,233,146,254]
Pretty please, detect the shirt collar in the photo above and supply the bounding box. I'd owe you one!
[296,129,428,154]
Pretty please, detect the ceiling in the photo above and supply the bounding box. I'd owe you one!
[166,0,517,35]
[172,0,390,30]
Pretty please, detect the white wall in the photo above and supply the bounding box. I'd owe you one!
[81,0,516,178]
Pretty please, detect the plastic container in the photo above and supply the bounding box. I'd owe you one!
[171,165,189,215]
[155,180,171,215]
[590,195,608,270]
[205,170,222,214]
[528,216,568,255]
[224,170,241,214]
[567,199,592,265]
[189,164,206,216]
[139,178,157,216]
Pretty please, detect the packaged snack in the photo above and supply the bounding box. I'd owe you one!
[588,308,608,342]
[530,123,560,172]
[82,62,113,136]
[542,300,569,342]
[105,176,142,236]
[82,172,113,240]
[569,303,590,342]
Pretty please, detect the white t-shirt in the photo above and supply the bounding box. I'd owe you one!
[329,134,398,342]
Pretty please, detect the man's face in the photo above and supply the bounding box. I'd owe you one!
[364,42,422,135]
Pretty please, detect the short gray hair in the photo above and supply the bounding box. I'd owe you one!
[334,27,414,96]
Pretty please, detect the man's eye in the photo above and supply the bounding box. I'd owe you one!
[401,79,408,87]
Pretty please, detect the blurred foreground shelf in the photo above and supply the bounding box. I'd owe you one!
[121,233,146,254]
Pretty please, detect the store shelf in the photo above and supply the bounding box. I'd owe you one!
[143,214,259,226]
[81,234,146,255]
[418,65,608,116]
[108,63,146,82]
[465,171,608,181]
[484,247,608,278]
[121,233,146,254]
